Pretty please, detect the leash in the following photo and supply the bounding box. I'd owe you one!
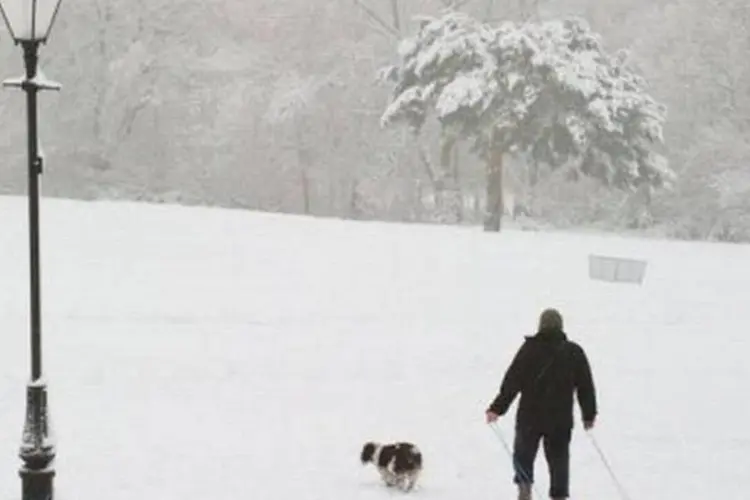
[488,422,543,498]
[586,430,633,500]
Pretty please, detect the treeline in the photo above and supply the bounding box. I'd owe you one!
[0,0,747,241]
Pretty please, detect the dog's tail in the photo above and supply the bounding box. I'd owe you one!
[361,442,377,464]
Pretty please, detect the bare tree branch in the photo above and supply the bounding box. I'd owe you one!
[117,92,152,141]
[390,0,401,33]
[444,0,473,9]
[353,0,400,38]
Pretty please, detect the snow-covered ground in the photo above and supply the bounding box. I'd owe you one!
[0,195,748,500]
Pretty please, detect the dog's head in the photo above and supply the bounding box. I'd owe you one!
[360,442,378,464]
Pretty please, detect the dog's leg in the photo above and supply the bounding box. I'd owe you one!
[405,475,415,492]
[380,468,397,487]
[400,475,411,492]
[379,468,389,486]
[403,470,419,492]
[395,473,407,492]
[388,473,399,487]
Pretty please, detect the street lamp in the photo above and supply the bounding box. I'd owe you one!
[0,1,63,499]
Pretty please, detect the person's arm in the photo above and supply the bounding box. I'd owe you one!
[574,346,597,428]
[487,342,529,417]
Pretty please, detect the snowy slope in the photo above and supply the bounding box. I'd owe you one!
[0,195,748,500]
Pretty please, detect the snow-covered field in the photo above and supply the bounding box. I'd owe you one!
[0,195,748,500]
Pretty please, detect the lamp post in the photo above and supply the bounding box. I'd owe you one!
[0,1,63,499]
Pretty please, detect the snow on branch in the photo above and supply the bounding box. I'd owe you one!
[378,11,675,189]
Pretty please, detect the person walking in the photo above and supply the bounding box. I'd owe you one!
[485,308,597,500]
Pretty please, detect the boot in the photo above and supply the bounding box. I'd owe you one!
[517,483,531,500]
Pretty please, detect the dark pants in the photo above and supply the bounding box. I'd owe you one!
[512,425,572,498]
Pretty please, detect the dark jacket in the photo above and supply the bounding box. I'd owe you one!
[487,328,597,431]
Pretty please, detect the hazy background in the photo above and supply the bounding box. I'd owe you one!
[0,0,748,241]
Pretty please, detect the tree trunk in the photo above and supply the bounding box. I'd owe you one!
[439,137,462,224]
[451,140,463,223]
[295,125,312,215]
[416,139,461,224]
[301,169,311,214]
[484,143,504,232]
[349,179,363,220]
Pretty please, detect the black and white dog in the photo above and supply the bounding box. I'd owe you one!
[360,441,422,492]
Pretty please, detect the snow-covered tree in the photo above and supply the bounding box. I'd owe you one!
[379,11,675,231]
